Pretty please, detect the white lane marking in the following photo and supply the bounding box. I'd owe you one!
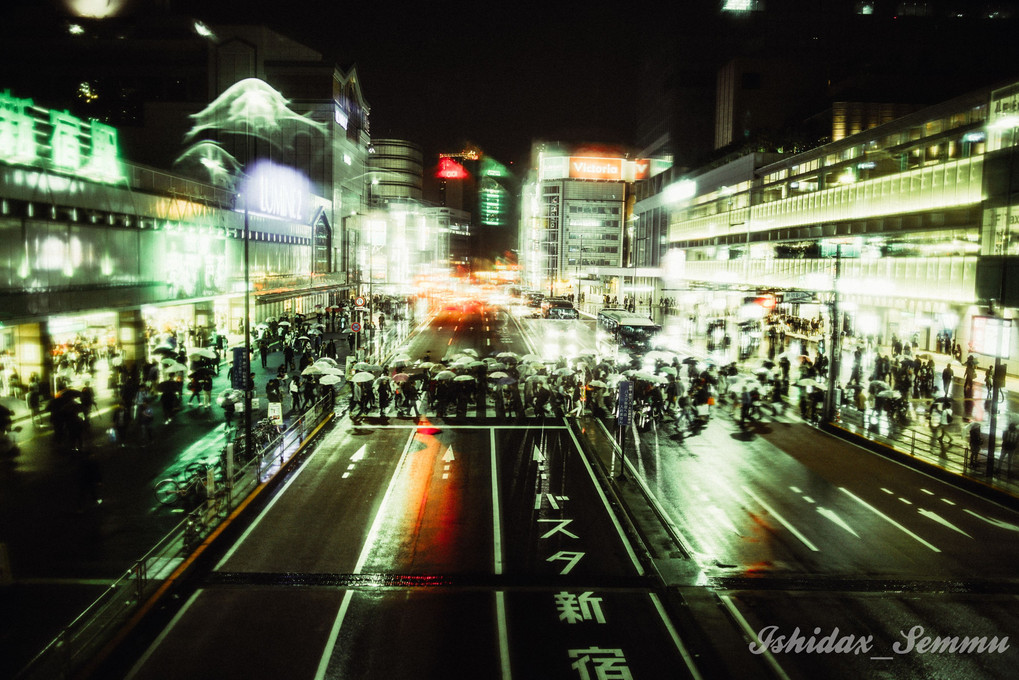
[650,592,704,680]
[491,429,503,574]
[315,590,354,680]
[214,434,325,570]
[918,509,973,538]
[802,496,815,504]
[742,485,819,552]
[921,488,935,495]
[899,497,912,505]
[496,590,512,680]
[315,431,417,680]
[839,487,941,552]
[963,509,1019,531]
[817,507,861,538]
[566,423,645,575]
[719,595,793,680]
[942,498,956,505]
[881,488,894,494]
[125,590,203,679]
[789,485,802,493]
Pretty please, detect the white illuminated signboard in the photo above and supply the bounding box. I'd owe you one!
[970,316,1012,359]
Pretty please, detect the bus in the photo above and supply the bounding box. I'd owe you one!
[596,309,662,355]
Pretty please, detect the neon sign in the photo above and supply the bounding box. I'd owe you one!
[0,89,124,183]
[437,157,469,179]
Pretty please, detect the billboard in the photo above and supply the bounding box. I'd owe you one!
[569,157,622,181]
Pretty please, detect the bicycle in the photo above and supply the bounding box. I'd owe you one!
[154,462,216,506]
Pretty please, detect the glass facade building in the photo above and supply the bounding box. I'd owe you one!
[634,78,1019,373]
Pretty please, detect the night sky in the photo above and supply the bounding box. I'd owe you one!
[173,0,653,170]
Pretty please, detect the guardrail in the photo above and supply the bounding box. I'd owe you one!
[16,393,336,680]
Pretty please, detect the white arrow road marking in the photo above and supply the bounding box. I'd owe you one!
[918,509,973,538]
[817,507,860,538]
[839,487,941,552]
[963,509,1019,531]
[442,445,455,479]
[742,486,819,552]
[343,444,368,478]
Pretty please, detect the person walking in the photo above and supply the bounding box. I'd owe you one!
[941,363,954,396]
[222,397,235,431]
[289,376,302,413]
[1000,421,1018,475]
[968,422,983,468]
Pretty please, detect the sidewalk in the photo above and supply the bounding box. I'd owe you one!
[0,307,417,679]
[576,300,1019,505]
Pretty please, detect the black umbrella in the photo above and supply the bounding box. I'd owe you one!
[189,368,214,379]
[157,380,178,392]
[151,346,176,357]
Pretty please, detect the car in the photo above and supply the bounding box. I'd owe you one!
[547,306,579,319]
[540,297,574,318]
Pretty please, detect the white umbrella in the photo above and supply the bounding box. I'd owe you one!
[189,347,217,360]
[351,372,376,383]
[453,374,475,382]
[164,362,188,373]
[298,335,311,341]
[588,379,608,388]
[354,362,374,371]
[497,351,519,360]
[320,366,345,376]
[278,320,291,327]
[315,357,339,368]
[489,371,509,379]
[521,354,542,363]
[302,365,326,376]
[308,329,322,335]
[554,367,574,376]
[319,374,342,386]
[435,370,457,380]
[460,348,479,357]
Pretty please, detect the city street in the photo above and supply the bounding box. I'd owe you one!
[57,299,1019,679]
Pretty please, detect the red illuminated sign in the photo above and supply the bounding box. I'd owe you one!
[569,157,622,181]
[634,159,650,180]
[437,158,469,180]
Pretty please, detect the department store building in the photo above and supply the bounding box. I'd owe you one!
[634,78,1019,373]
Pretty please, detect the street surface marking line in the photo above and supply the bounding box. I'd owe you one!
[214,431,324,571]
[719,594,793,680]
[741,486,819,552]
[566,423,645,575]
[839,487,941,552]
[315,590,354,680]
[649,592,704,680]
[315,431,416,680]
[125,590,202,680]
[491,429,503,574]
[496,590,512,680]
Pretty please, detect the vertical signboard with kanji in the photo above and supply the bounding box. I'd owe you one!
[231,347,250,390]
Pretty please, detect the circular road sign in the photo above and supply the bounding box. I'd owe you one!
[355,297,365,307]
[351,322,362,333]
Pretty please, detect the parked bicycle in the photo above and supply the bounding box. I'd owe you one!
[154,462,217,507]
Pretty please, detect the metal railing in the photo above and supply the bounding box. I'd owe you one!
[16,393,335,680]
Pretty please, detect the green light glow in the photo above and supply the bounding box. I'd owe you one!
[0,90,37,163]
[0,89,124,183]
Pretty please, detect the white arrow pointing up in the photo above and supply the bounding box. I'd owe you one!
[442,446,455,463]
[533,445,545,463]
[350,445,367,462]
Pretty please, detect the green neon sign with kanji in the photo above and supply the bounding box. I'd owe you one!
[0,89,124,183]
